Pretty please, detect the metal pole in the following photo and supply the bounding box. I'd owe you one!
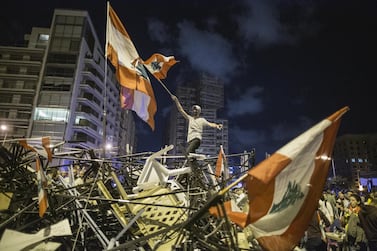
[2,132,6,145]
[332,158,336,178]
[1,124,7,145]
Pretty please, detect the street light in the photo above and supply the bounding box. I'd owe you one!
[105,142,113,150]
[1,124,7,145]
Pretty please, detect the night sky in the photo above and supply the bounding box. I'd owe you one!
[1,0,376,162]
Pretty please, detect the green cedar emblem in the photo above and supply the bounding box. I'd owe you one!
[270,181,304,214]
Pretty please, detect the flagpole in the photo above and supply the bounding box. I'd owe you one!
[145,67,173,97]
[102,1,110,159]
[219,173,249,196]
[156,78,173,96]
[332,158,336,178]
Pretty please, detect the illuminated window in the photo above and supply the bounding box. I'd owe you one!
[34,107,69,122]
[38,34,49,41]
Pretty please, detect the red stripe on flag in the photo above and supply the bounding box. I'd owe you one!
[215,148,224,178]
[19,139,49,217]
[42,137,52,162]
[36,158,48,217]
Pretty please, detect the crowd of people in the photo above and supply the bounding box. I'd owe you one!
[301,189,377,251]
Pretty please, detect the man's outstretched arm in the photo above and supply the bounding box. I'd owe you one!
[171,95,190,120]
[208,122,223,130]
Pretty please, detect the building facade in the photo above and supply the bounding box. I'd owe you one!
[333,133,377,188]
[0,29,47,139]
[0,9,135,158]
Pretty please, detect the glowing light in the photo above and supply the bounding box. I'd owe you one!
[317,155,331,160]
[1,124,8,145]
[105,143,113,150]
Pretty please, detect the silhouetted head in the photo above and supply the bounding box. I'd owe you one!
[191,105,201,117]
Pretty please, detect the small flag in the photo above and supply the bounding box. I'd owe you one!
[19,137,52,162]
[19,138,50,217]
[215,145,228,180]
[208,200,247,227]
[143,53,178,80]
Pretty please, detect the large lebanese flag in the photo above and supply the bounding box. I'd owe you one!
[239,106,349,251]
[106,4,157,130]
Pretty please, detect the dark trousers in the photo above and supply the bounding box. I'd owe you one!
[186,138,201,156]
[305,237,326,251]
[368,240,377,250]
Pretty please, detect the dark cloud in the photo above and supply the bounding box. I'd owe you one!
[231,125,267,147]
[237,0,295,48]
[230,113,315,160]
[227,86,264,116]
[177,21,238,82]
[270,116,314,142]
[147,18,171,44]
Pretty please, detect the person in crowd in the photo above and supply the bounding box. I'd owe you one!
[344,193,368,251]
[305,201,331,251]
[337,191,350,208]
[336,191,350,226]
[358,196,377,250]
[171,95,223,156]
[347,193,362,214]
[365,191,377,205]
[319,193,334,225]
[346,190,354,201]
[325,190,338,218]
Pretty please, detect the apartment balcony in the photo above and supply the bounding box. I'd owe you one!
[79,82,103,102]
[0,102,32,109]
[76,97,102,113]
[0,88,36,95]
[82,68,104,83]
[0,72,40,79]
[75,111,101,126]
[84,58,104,76]
[72,124,101,140]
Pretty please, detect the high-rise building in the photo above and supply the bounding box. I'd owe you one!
[0,9,136,159]
[333,133,377,188]
[166,72,228,156]
[0,27,48,139]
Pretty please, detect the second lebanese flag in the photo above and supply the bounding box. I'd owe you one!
[239,106,349,251]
